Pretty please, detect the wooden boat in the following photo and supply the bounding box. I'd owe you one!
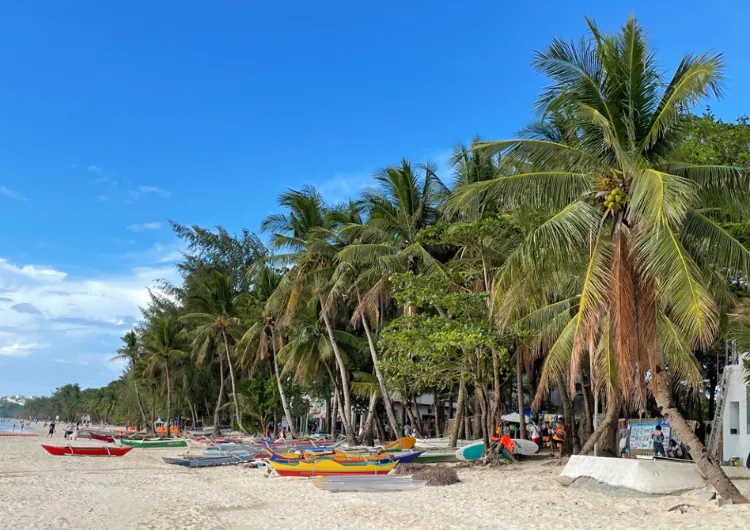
[382,436,416,450]
[268,455,397,476]
[162,453,258,468]
[312,475,427,492]
[42,444,133,457]
[275,449,423,464]
[415,449,460,463]
[89,431,117,443]
[119,438,187,448]
[414,437,474,449]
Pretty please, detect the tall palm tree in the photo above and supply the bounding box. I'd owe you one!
[111,331,152,433]
[448,16,749,502]
[336,160,447,438]
[261,187,358,444]
[239,264,298,437]
[144,316,188,437]
[182,271,247,434]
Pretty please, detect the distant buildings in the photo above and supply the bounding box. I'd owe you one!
[0,395,36,406]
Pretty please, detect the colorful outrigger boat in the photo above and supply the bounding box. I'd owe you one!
[162,453,258,468]
[119,438,187,448]
[42,444,133,457]
[89,431,117,443]
[267,454,397,476]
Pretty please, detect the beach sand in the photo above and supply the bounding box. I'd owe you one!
[1,432,749,530]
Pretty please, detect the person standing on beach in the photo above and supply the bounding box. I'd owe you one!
[652,425,666,457]
[529,421,542,446]
[551,417,566,458]
[403,423,412,436]
[618,420,631,458]
[48,421,55,437]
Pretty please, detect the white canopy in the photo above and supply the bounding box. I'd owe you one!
[500,412,531,424]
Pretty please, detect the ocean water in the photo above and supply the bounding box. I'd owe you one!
[0,420,28,432]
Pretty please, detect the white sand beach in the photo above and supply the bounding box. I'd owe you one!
[1,433,749,530]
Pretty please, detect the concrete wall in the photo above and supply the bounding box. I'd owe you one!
[721,362,750,464]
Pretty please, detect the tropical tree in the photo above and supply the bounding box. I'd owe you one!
[111,331,152,432]
[239,264,298,437]
[182,271,247,433]
[448,16,749,502]
[143,316,188,436]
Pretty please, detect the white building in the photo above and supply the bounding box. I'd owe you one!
[721,361,750,464]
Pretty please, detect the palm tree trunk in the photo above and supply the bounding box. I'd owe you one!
[654,374,748,504]
[221,331,246,434]
[580,391,618,455]
[213,353,225,435]
[516,352,527,439]
[271,333,298,438]
[320,297,355,444]
[580,377,594,444]
[133,382,151,434]
[433,390,441,437]
[360,391,378,445]
[361,313,399,440]
[165,358,171,438]
[491,350,502,426]
[330,390,338,437]
[449,380,466,448]
[557,374,579,453]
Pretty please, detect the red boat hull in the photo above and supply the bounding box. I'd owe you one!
[273,469,388,477]
[89,432,116,443]
[41,445,133,457]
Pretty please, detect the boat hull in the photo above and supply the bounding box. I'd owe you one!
[120,438,187,448]
[312,475,427,492]
[415,450,460,463]
[268,456,397,477]
[89,432,116,443]
[41,445,132,457]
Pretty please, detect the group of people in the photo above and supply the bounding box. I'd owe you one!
[617,420,688,459]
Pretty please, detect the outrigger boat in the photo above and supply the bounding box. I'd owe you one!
[119,438,187,448]
[42,444,133,457]
[89,431,118,443]
[162,453,258,468]
[267,453,397,476]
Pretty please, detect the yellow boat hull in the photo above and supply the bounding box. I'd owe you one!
[268,457,397,476]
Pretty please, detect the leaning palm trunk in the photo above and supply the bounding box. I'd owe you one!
[271,333,298,438]
[515,352,527,439]
[580,392,618,455]
[359,391,378,445]
[221,331,246,434]
[449,380,466,448]
[361,313,399,440]
[320,297,356,444]
[654,374,747,503]
[213,353,225,435]
[164,358,171,438]
[133,383,151,434]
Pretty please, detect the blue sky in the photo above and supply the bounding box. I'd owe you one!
[1,1,749,395]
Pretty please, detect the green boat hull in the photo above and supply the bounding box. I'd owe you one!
[415,451,459,463]
[120,439,187,448]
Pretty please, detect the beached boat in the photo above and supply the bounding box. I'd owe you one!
[89,431,117,443]
[415,449,460,463]
[41,444,133,457]
[119,438,187,448]
[162,454,257,468]
[312,475,427,492]
[267,453,397,476]
[276,449,423,464]
[414,437,474,449]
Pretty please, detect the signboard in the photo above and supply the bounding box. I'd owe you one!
[629,419,671,451]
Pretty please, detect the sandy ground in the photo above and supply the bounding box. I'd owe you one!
[2,430,750,530]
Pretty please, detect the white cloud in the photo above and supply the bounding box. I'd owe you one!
[0,186,27,201]
[88,165,102,172]
[0,259,67,282]
[96,195,108,202]
[55,358,89,366]
[128,186,172,201]
[127,222,162,232]
[0,341,46,358]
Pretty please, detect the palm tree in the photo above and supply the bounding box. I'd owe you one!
[143,316,188,437]
[182,271,247,434]
[111,331,152,433]
[336,160,447,438]
[448,16,749,502]
[239,264,298,437]
[261,187,359,444]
